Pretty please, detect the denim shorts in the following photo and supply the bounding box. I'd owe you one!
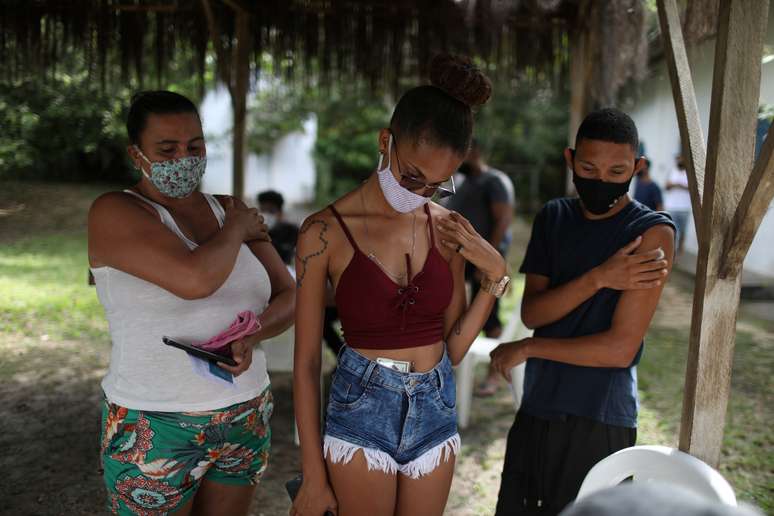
[323,346,460,479]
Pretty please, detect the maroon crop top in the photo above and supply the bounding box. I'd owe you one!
[330,204,454,350]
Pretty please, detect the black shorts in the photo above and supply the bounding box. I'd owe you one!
[495,410,636,516]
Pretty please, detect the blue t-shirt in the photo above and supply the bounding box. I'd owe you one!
[519,198,674,428]
[633,179,663,211]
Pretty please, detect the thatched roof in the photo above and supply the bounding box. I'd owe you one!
[0,0,661,104]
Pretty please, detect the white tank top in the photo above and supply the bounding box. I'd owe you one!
[91,191,271,412]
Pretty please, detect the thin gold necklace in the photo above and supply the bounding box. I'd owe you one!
[359,180,416,284]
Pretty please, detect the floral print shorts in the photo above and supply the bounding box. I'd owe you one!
[100,388,273,515]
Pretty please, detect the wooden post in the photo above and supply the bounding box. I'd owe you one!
[201,0,251,200]
[230,12,250,201]
[656,0,706,228]
[720,122,774,279]
[675,0,768,467]
[566,0,592,194]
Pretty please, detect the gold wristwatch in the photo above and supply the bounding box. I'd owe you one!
[480,274,511,298]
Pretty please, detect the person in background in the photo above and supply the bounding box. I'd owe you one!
[490,108,674,515]
[257,190,299,266]
[448,139,514,396]
[633,158,663,212]
[664,155,692,257]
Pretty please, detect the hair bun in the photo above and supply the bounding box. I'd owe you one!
[429,54,492,108]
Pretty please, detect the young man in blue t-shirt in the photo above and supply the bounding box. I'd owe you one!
[490,108,676,515]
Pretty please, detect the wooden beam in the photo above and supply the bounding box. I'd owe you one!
[719,122,774,278]
[201,0,231,92]
[656,0,706,229]
[566,0,592,195]
[230,11,250,200]
[677,0,768,467]
[223,0,251,13]
[201,0,251,199]
[113,4,181,13]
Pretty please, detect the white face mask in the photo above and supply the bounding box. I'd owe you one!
[376,135,430,213]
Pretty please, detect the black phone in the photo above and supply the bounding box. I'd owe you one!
[162,336,238,367]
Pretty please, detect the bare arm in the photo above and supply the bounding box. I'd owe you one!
[222,196,296,341]
[437,212,506,365]
[87,192,267,300]
[492,225,675,373]
[440,249,500,365]
[291,213,339,515]
[521,236,669,329]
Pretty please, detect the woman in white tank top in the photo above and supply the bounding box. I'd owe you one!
[88,91,295,516]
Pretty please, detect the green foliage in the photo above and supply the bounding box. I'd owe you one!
[475,82,570,208]
[248,82,391,205]
[0,74,131,182]
[0,49,211,183]
[758,103,774,122]
[312,93,391,204]
[249,77,568,209]
[249,85,313,156]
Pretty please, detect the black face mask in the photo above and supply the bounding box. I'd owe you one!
[572,170,633,215]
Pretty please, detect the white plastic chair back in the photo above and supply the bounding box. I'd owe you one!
[455,292,532,428]
[576,445,737,506]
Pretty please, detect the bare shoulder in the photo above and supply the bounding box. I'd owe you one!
[298,208,337,251]
[640,224,676,263]
[89,191,157,226]
[642,223,675,244]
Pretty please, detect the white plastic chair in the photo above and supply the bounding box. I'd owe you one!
[576,445,737,506]
[454,294,531,429]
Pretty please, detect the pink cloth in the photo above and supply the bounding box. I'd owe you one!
[196,311,261,352]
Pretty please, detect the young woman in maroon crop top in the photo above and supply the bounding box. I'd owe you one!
[292,55,509,516]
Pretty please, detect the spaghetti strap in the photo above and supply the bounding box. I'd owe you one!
[329,205,361,252]
[424,203,436,247]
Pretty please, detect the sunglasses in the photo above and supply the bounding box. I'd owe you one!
[398,173,456,199]
[392,134,457,199]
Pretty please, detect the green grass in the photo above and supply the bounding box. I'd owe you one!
[0,230,108,340]
[638,326,774,511]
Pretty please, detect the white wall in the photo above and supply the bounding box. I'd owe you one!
[628,17,774,279]
[198,85,317,208]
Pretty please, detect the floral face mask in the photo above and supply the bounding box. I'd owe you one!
[134,145,207,199]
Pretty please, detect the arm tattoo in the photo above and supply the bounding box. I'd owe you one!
[454,317,462,336]
[296,219,329,288]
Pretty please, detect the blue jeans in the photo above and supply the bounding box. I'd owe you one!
[323,346,460,478]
